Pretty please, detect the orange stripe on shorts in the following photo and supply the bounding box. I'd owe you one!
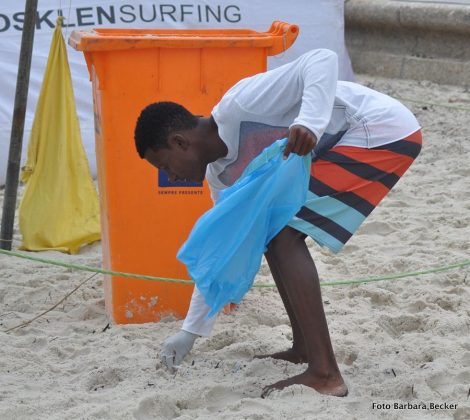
[312,160,391,206]
[328,146,414,177]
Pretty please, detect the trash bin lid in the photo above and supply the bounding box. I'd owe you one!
[69,21,298,56]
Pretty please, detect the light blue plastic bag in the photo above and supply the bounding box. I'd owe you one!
[177,139,311,317]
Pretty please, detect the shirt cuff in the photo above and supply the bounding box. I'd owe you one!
[181,286,218,337]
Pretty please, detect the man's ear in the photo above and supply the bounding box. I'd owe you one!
[168,133,190,151]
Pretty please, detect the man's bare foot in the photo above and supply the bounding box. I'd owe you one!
[254,348,307,364]
[261,370,348,398]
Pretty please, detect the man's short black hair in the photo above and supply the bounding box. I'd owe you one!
[134,101,198,158]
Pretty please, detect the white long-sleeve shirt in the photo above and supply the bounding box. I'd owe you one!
[182,49,420,336]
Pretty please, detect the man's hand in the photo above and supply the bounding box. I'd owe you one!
[283,125,317,159]
[160,330,198,373]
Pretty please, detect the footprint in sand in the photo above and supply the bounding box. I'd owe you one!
[202,386,246,412]
[348,289,396,306]
[336,346,358,365]
[434,296,461,311]
[68,301,106,321]
[426,370,470,395]
[84,367,124,392]
[202,330,240,351]
[385,200,410,208]
[378,314,427,338]
[133,396,178,420]
[357,221,396,235]
[454,406,470,420]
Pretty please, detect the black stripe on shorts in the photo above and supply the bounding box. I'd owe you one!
[308,177,376,217]
[296,206,353,245]
[373,139,422,159]
[320,150,401,190]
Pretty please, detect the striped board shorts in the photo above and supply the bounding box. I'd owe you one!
[288,130,423,253]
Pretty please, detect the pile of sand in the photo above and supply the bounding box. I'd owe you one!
[1,75,469,419]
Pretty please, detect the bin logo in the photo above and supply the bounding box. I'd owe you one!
[158,170,202,188]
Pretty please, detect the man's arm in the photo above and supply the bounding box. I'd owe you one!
[281,49,338,158]
[287,49,339,142]
[218,49,338,158]
[160,286,217,371]
[181,285,218,336]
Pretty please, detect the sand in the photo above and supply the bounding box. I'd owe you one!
[1,75,469,420]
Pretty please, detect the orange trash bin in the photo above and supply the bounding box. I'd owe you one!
[69,21,298,324]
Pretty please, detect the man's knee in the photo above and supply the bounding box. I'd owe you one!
[267,226,306,256]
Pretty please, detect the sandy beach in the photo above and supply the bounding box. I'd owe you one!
[1,74,469,420]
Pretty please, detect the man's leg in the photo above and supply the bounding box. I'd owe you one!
[261,226,347,398]
[254,249,307,364]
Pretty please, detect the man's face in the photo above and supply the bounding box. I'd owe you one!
[144,137,206,183]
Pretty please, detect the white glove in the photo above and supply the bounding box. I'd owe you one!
[160,330,198,372]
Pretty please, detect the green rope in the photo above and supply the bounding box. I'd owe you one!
[0,249,190,285]
[396,96,470,112]
[0,249,468,288]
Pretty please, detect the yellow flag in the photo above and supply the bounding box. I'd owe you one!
[19,17,100,254]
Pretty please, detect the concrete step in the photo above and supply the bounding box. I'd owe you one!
[345,0,470,85]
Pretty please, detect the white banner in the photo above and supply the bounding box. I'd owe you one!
[0,0,353,185]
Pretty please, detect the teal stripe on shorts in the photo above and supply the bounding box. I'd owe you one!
[302,191,366,234]
[288,215,345,253]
